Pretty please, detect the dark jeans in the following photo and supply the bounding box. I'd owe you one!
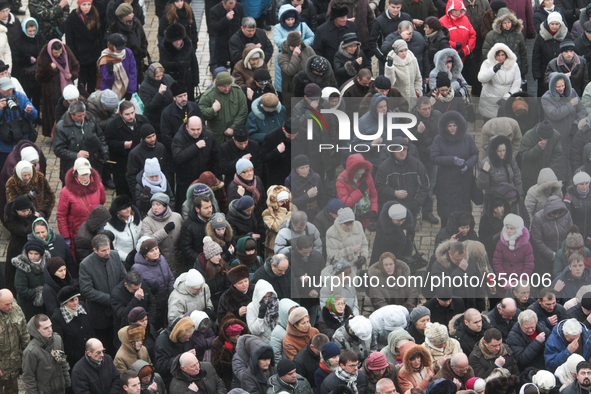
[112,163,132,198]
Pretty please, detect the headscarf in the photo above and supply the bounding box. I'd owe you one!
[21,17,39,37]
[15,160,33,182]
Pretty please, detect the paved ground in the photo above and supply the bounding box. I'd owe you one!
[0,0,486,276]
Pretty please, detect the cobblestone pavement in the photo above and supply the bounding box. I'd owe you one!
[0,0,485,274]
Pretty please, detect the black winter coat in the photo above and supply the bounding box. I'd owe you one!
[527,300,567,330]
[227,174,266,224]
[3,202,36,293]
[229,28,274,65]
[451,313,493,354]
[216,283,255,322]
[261,126,292,186]
[75,205,112,262]
[426,28,451,69]
[532,22,572,82]
[110,280,157,330]
[42,268,72,317]
[410,106,442,167]
[154,318,194,388]
[368,10,413,60]
[64,10,102,65]
[11,32,45,93]
[158,6,198,49]
[567,303,591,328]
[371,201,415,263]
[138,71,174,133]
[312,20,358,65]
[107,17,148,62]
[545,54,589,97]
[487,306,519,340]
[317,305,353,339]
[219,140,263,187]
[158,38,200,92]
[179,208,209,273]
[171,125,220,184]
[104,114,149,166]
[105,0,144,27]
[424,296,466,326]
[51,302,95,369]
[333,46,370,87]
[126,140,171,192]
[468,342,519,378]
[226,199,259,245]
[209,1,245,66]
[71,354,120,394]
[170,357,226,394]
[294,345,321,388]
[160,101,204,152]
[507,321,550,370]
[251,262,292,300]
[320,368,369,394]
[0,13,22,48]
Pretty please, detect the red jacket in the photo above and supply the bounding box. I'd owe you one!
[336,154,378,228]
[57,168,106,256]
[439,0,477,60]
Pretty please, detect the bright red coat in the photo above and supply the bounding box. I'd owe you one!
[336,154,378,228]
[439,0,477,60]
[56,168,106,256]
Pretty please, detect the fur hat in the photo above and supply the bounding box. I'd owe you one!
[139,238,159,257]
[349,316,372,341]
[115,3,133,17]
[490,0,507,13]
[566,226,584,249]
[330,3,349,20]
[12,195,33,211]
[288,306,309,325]
[47,257,66,276]
[127,323,145,342]
[165,23,186,42]
[203,236,223,260]
[227,265,249,284]
[111,194,132,213]
[58,285,81,304]
[304,83,322,98]
[170,317,195,342]
[185,269,205,288]
[503,213,524,236]
[337,207,355,223]
[170,80,187,97]
[63,84,79,101]
[424,322,448,346]
[233,125,249,142]
[574,171,591,185]
[286,31,302,46]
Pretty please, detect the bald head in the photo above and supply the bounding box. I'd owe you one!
[0,289,14,312]
[186,116,203,139]
[450,353,469,376]
[180,352,200,376]
[498,298,517,320]
[85,338,105,363]
[464,308,483,332]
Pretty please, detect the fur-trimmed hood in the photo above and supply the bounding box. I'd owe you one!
[438,110,467,143]
[64,168,102,196]
[338,40,361,59]
[434,239,465,271]
[265,185,291,211]
[492,8,523,34]
[401,344,432,373]
[251,95,284,120]
[217,313,250,343]
[242,43,265,70]
[448,312,491,336]
[548,72,573,97]
[12,250,51,273]
[486,43,517,69]
[433,48,464,81]
[535,168,562,198]
[488,135,514,168]
[342,153,372,184]
[205,221,233,246]
[539,20,568,41]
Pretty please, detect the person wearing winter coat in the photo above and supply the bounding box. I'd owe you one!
[247,93,287,144]
[154,316,196,387]
[267,359,314,394]
[138,64,174,134]
[351,93,392,170]
[493,214,534,296]
[320,350,369,394]
[384,39,422,100]
[544,318,591,372]
[497,93,543,137]
[56,159,106,257]
[447,309,492,356]
[336,153,378,228]
[134,159,175,216]
[114,324,151,373]
[277,33,316,109]
[233,334,276,394]
[468,328,519,378]
[5,161,54,220]
[482,8,528,78]
[332,316,377,364]
[379,326,414,365]
[233,44,268,88]
[319,259,360,316]
[506,309,551,370]
[564,172,591,246]
[281,306,320,360]
[525,167,563,219]
[11,18,42,109]
[12,241,49,320]
[552,228,590,277]
[478,43,522,120]
[479,193,511,261]
[104,195,142,266]
[397,343,434,393]
[169,352,225,394]
[477,135,523,197]
[106,4,147,82]
[479,117,523,161]
[531,195,574,276]
[370,201,415,264]
[64,1,102,94]
[428,48,469,95]
[41,257,71,317]
[552,253,591,303]
[333,33,370,88]
[212,313,249,390]
[159,27,199,102]
[129,360,167,394]
[326,208,369,270]
[246,279,279,344]
[369,0,412,63]
[262,186,291,259]
[424,18,451,67]
[570,116,591,172]
[292,55,337,99]
[228,17,274,65]
[318,294,354,339]
[75,205,111,263]
[270,298,300,363]
[545,40,589,98]
[439,0,476,61]
[276,0,319,31]
[368,252,418,312]
[168,269,214,325]
[430,110,479,226]
[432,210,479,256]
[158,0,197,48]
[533,0,565,33]
[217,265,255,323]
[534,13,572,96]
[286,154,325,220]
[313,3,358,66]
[519,122,563,193]
[543,72,587,181]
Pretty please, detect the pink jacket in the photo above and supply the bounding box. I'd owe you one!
[492,226,534,288]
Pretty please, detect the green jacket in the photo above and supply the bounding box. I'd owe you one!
[518,126,562,193]
[22,317,71,394]
[198,85,248,145]
[266,373,314,394]
[0,301,30,379]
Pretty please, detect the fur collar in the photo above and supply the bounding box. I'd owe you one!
[205,221,233,246]
[492,11,523,34]
[477,337,508,359]
[107,205,141,232]
[448,312,491,336]
[488,135,513,168]
[434,239,466,270]
[11,250,51,273]
[539,21,568,41]
[64,168,102,196]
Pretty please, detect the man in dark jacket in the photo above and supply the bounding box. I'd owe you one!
[424,290,466,326]
[545,40,589,97]
[154,316,196,388]
[567,292,591,328]
[75,205,112,263]
[171,116,220,208]
[507,309,551,370]
[468,328,520,379]
[179,194,213,273]
[104,101,150,198]
[53,100,109,185]
[71,338,120,394]
[110,270,157,331]
[160,82,205,155]
[451,308,493,355]
[229,17,273,66]
[433,353,475,389]
[340,69,373,98]
[369,0,412,71]
[294,333,328,389]
[528,287,568,330]
[262,119,296,187]
[251,254,292,300]
[563,361,591,394]
[209,0,245,69]
[78,234,127,356]
[268,359,314,394]
[169,352,226,394]
[320,350,369,394]
[313,3,358,66]
[126,124,171,193]
[375,136,429,218]
[291,236,324,324]
[370,201,415,263]
[219,125,263,184]
[401,0,440,25]
[487,298,520,340]
[381,20,430,76]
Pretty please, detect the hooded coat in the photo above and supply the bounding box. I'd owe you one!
[114,325,151,373]
[370,201,415,263]
[74,205,111,262]
[269,299,300,363]
[430,110,479,219]
[326,217,369,265]
[336,154,378,227]
[233,44,268,88]
[397,344,434,393]
[542,73,587,180]
[449,312,493,354]
[477,135,523,196]
[478,43,522,119]
[533,21,571,89]
[519,126,563,193]
[439,0,477,60]
[545,53,589,98]
[544,319,591,372]
[482,8,528,76]
[525,167,563,219]
[246,95,288,144]
[479,117,523,161]
[41,263,72,317]
[368,259,418,312]
[384,48,423,98]
[530,195,574,275]
[493,226,534,288]
[262,185,292,258]
[6,167,54,219]
[234,335,276,393]
[167,272,214,325]
[428,48,469,94]
[246,279,278,343]
[12,249,50,320]
[104,204,142,263]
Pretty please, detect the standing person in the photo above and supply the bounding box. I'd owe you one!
[41,257,72,316]
[545,40,589,97]
[11,18,44,110]
[35,40,80,137]
[384,40,423,99]
[65,0,102,94]
[104,194,142,267]
[22,314,71,394]
[439,0,477,61]
[5,161,54,219]
[158,0,197,48]
[28,0,69,40]
[0,289,30,394]
[504,0,535,40]
[208,0,245,72]
[159,24,200,101]
[71,338,121,394]
[313,3,358,66]
[97,33,137,100]
[12,240,50,320]
[138,63,174,135]
[533,12,571,96]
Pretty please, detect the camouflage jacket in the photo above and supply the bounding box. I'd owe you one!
[28,0,69,39]
[0,301,30,379]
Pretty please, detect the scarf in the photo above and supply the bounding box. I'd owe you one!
[265,297,279,329]
[502,227,520,250]
[558,53,581,74]
[84,353,102,370]
[320,361,335,373]
[61,303,87,324]
[233,174,260,204]
[97,48,129,99]
[238,251,259,266]
[435,87,455,103]
[142,171,168,193]
[579,188,590,199]
[47,39,73,92]
[224,341,234,350]
[334,366,358,394]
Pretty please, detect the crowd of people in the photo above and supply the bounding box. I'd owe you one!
[5,0,591,392]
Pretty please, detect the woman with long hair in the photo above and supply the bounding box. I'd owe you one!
[203,236,231,317]
[65,0,102,94]
[158,0,197,48]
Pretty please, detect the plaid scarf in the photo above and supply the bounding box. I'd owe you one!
[233,173,261,204]
[334,366,358,394]
[60,304,87,324]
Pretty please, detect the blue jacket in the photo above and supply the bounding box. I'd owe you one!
[243,0,273,19]
[552,266,591,303]
[273,5,314,93]
[544,319,591,372]
[0,90,38,153]
[246,95,287,144]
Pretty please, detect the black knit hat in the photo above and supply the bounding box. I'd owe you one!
[292,154,309,169]
[283,118,292,134]
[140,124,156,139]
[58,285,81,304]
[536,120,554,139]
[24,239,45,255]
[234,125,249,142]
[582,292,591,310]
[436,71,451,88]
[490,0,507,13]
[560,40,576,52]
[374,76,391,90]
[12,195,33,211]
[253,68,271,84]
[277,359,296,376]
[424,16,442,30]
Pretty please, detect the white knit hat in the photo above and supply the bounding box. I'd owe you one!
[337,207,355,224]
[185,269,205,288]
[424,322,448,346]
[349,316,373,341]
[473,378,486,392]
[573,171,591,185]
[532,370,556,390]
[547,11,563,25]
[63,84,79,101]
